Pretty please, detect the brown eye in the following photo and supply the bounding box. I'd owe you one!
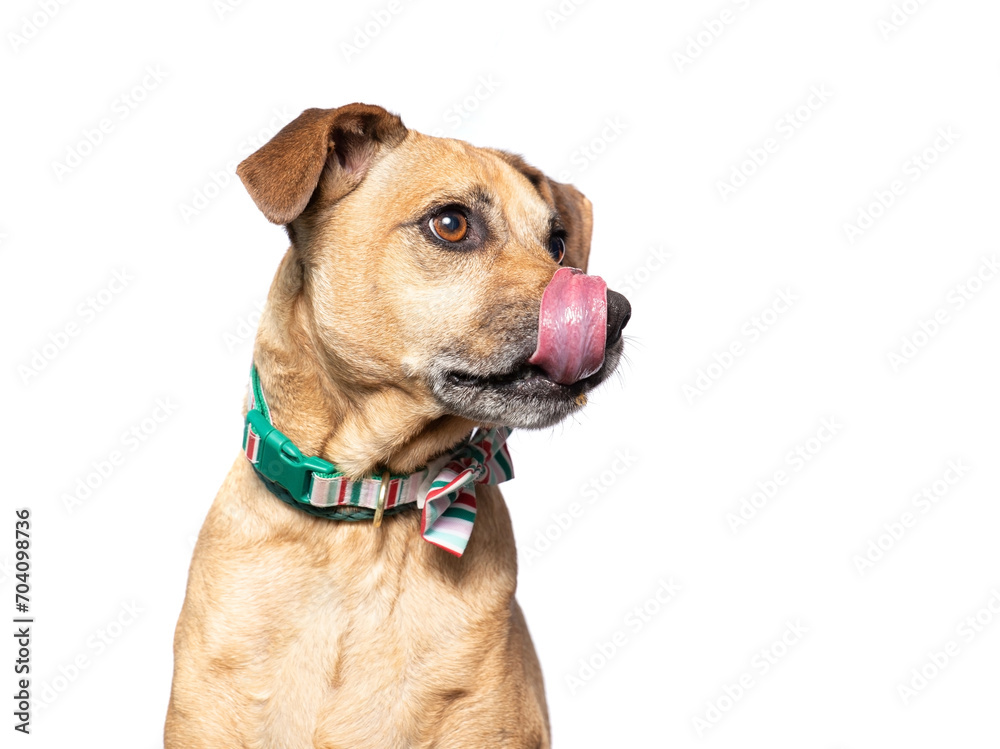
[549,236,566,264]
[430,210,468,242]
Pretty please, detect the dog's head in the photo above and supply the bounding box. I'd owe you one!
[238,104,630,430]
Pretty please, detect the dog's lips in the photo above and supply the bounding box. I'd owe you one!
[434,334,623,429]
[445,363,570,392]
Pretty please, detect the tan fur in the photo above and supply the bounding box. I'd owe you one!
[166,105,605,748]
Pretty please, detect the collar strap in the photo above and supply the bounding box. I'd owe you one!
[242,364,514,557]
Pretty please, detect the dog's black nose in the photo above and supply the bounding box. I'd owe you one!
[606,290,631,348]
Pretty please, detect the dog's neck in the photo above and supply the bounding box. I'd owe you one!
[250,249,478,479]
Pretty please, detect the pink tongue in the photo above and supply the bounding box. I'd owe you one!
[528,267,608,385]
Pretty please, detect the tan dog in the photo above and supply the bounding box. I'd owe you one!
[165,104,630,748]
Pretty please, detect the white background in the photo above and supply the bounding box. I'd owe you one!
[3,0,1000,746]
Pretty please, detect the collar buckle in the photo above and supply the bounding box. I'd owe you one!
[246,410,334,503]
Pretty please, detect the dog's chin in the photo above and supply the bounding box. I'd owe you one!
[429,341,624,430]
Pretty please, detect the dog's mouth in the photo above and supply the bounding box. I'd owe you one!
[445,363,581,392]
[430,338,623,430]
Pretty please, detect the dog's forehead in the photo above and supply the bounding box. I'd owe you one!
[365,132,555,226]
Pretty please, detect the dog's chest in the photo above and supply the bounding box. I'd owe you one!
[255,570,508,746]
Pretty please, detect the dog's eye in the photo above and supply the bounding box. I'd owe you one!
[430,210,468,243]
[548,236,566,264]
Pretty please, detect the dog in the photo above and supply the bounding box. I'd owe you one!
[165,103,631,748]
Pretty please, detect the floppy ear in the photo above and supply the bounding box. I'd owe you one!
[490,151,594,272]
[236,104,407,224]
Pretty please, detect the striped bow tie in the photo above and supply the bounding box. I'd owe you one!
[242,364,514,557]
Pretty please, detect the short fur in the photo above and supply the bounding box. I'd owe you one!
[166,104,626,748]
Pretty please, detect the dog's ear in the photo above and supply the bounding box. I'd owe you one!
[237,104,407,225]
[492,151,594,272]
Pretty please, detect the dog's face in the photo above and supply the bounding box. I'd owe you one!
[238,104,630,430]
